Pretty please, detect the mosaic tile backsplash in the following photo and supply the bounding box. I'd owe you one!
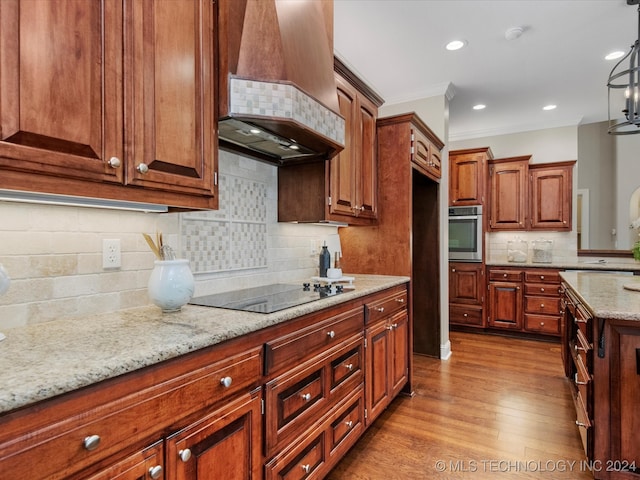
[181,174,268,273]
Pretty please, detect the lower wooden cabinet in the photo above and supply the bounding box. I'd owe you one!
[449,262,485,328]
[80,441,164,480]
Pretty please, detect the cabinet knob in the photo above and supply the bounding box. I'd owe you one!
[375,306,385,313]
[148,465,163,479]
[83,435,101,451]
[301,393,312,402]
[540,287,545,292]
[503,273,508,277]
[395,298,405,304]
[391,323,398,329]
[301,464,311,474]
[540,322,545,326]
[327,330,335,339]
[220,376,232,388]
[463,313,468,317]
[575,420,588,428]
[540,275,545,280]
[137,163,149,174]
[452,268,456,272]
[108,157,121,168]
[179,449,192,462]
[540,304,545,308]
[344,363,354,371]
[345,420,354,429]
[574,373,589,386]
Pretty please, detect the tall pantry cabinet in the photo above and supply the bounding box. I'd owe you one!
[339,112,444,359]
[0,0,218,209]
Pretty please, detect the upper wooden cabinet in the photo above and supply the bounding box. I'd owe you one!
[449,147,493,206]
[278,58,383,224]
[488,157,574,231]
[0,0,217,210]
[410,119,444,182]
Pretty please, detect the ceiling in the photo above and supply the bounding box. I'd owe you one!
[333,0,637,141]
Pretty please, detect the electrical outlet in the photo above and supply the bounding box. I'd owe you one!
[102,239,121,269]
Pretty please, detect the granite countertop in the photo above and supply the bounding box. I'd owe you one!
[486,258,640,272]
[560,271,640,321]
[0,274,409,415]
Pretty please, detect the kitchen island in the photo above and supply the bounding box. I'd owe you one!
[560,271,640,479]
[0,274,410,480]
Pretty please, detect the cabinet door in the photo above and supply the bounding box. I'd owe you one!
[166,389,262,480]
[389,311,409,398]
[411,127,441,181]
[488,281,523,330]
[449,262,484,305]
[488,160,528,230]
[0,0,124,184]
[450,151,486,206]
[365,319,390,425]
[530,164,572,230]
[126,0,216,196]
[355,93,378,220]
[82,441,163,480]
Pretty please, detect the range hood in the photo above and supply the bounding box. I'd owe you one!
[217,0,345,165]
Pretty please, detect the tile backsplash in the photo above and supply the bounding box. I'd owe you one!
[0,150,338,330]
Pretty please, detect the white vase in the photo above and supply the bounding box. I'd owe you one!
[147,259,195,312]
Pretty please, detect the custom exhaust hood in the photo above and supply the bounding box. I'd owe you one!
[217,0,345,165]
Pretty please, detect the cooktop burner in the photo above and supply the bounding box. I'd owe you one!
[189,283,346,314]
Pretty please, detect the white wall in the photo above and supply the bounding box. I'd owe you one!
[615,133,640,249]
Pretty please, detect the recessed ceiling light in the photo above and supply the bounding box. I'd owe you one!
[504,27,524,41]
[473,104,486,110]
[446,40,466,51]
[543,104,557,111]
[605,51,625,60]
[250,128,261,134]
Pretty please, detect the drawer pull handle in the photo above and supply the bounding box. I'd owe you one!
[220,376,233,388]
[541,275,545,280]
[301,393,312,402]
[463,313,468,317]
[395,298,405,304]
[540,287,545,292]
[391,323,398,329]
[301,464,311,473]
[574,344,587,352]
[575,420,588,429]
[387,325,394,330]
[179,449,192,462]
[575,317,587,324]
[375,306,385,313]
[108,157,121,168]
[136,163,149,174]
[344,363,354,371]
[149,465,163,479]
[574,373,589,386]
[327,330,336,339]
[83,435,101,451]
[540,322,545,326]
[345,420,354,429]
[540,304,545,308]
[503,273,507,277]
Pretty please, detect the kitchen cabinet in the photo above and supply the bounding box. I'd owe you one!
[80,441,164,480]
[0,0,217,210]
[411,122,442,181]
[487,268,524,330]
[449,147,493,206]
[529,162,574,231]
[277,58,383,224]
[523,270,562,335]
[488,158,574,231]
[364,286,409,425]
[449,262,485,328]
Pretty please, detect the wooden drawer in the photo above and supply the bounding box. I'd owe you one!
[524,314,561,335]
[265,306,363,375]
[0,346,262,480]
[489,269,523,282]
[575,304,593,342]
[329,392,363,455]
[524,271,561,284]
[524,282,560,296]
[265,430,325,480]
[524,295,561,315]
[449,304,483,327]
[364,286,408,324]
[264,334,363,457]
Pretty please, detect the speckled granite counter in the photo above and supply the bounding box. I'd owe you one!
[560,271,640,321]
[487,258,640,272]
[0,274,409,415]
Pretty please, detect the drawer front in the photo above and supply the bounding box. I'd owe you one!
[0,347,262,480]
[524,295,561,315]
[575,304,593,342]
[524,283,560,297]
[265,306,363,375]
[489,269,523,282]
[364,287,408,324]
[329,387,364,457]
[449,304,483,327]
[524,314,561,335]
[265,334,363,457]
[524,271,561,284]
[265,432,325,480]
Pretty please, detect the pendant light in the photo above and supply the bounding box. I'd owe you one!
[608,0,640,135]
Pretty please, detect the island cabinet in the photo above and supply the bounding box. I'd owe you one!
[449,262,485,329]
[488,158,575,232]
[449,147,493,206]
[0,0,217,210]
[561,278,640,479]
[278,58,383,224]
[363,286,410,425]
[486,266,562,337]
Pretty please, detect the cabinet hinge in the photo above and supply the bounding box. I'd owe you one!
[328,196,332,206]
[261,398,265,415]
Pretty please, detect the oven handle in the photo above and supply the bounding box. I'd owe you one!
[449,215,481,220]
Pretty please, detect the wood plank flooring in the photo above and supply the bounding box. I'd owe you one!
[327,331,594,479]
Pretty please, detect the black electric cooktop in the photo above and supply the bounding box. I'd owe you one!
[189,283,347,314]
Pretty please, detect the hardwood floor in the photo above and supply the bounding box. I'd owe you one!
[327,331,594,479]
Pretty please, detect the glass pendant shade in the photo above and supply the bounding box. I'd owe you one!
[608,3,640,134]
